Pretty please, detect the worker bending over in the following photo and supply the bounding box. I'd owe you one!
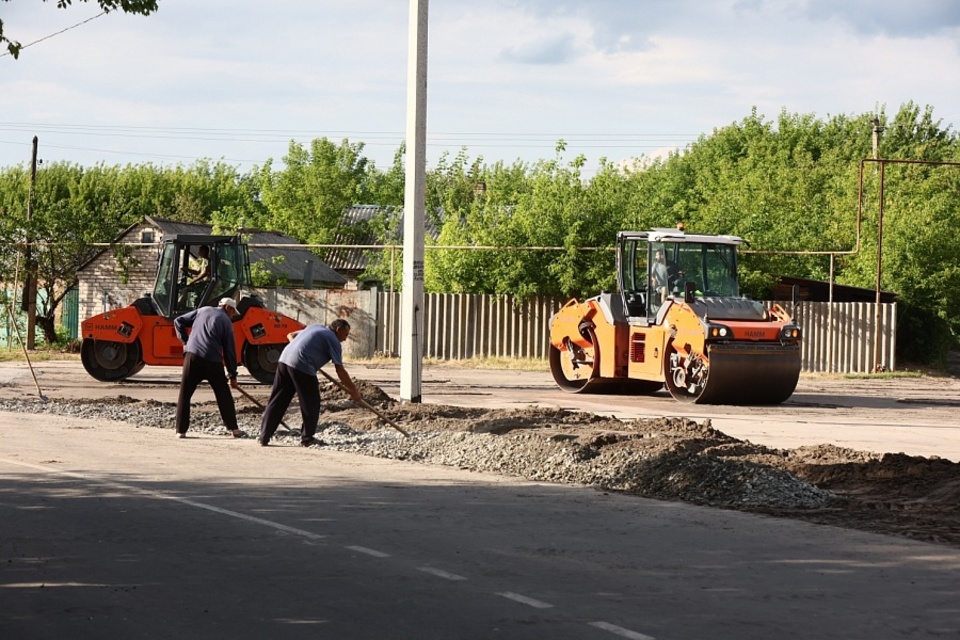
[258,319,363,447]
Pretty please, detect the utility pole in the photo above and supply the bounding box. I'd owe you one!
[872,117,884,160]
[871,118,885,372]
[24,136,38,350]
[400,0,428,403]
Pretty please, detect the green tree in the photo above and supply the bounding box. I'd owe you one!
[842,103,960,361]
[257,138,375,245]
[0,162,138,342]
[2,0,159,59]
[0,159,262,343]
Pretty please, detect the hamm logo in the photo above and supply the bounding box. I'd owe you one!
[83,324,118,332]
[744,330,768,339]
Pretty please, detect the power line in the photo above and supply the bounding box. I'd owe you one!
[0,122,695,176]
[0,12,107,58]
[0,122,700,146]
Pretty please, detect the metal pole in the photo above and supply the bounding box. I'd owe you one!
[400,0,428,403]
[873,161,885,372]
[828,253,834,372]
[25,136,38,350]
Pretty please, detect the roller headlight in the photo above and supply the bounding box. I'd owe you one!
[706,323,731,340]
[779,325,801,341]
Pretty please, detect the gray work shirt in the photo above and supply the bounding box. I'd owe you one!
[174,307,238,379]
[279,324,343,376]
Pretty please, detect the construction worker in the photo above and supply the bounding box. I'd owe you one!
[651,249,670,304]
[173,297,243,439]
[187,245,211,284]
[258,319,363,447]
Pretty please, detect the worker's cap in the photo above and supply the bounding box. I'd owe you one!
[218,298,239,313]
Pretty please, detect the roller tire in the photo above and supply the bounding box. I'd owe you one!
[243,342,284,385]
[549,326,600,393]
[664,341,708,403]
[81,338,143,382]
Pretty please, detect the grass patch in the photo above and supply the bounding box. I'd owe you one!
[842,370,924,380]
[0,347,80,363]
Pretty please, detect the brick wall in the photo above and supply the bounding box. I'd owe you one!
[77,222,163,322]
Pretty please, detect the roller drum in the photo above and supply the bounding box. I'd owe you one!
[695,342,801,404]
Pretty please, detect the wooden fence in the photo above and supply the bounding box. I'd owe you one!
[374,292,897,373]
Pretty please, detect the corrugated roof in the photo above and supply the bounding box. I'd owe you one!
[324,205,389,274]
[245,228,346,287]
[324,205,439,275]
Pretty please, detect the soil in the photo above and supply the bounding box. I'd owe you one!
[2,362,959,550]
[329,379,960,549]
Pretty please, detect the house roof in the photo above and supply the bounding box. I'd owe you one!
[145,217,345,287]
[324,205,388,274]
[774,275,897,303]
[78,216,345,287]
[324,205,440,275]
[242,228,347,287]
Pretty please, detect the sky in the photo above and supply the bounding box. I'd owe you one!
[1,0,959,178]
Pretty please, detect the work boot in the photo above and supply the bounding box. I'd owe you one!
[300,437,324,447]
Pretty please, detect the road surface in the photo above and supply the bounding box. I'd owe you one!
[1,360,958,638]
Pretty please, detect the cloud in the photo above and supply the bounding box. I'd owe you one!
[499,33,579,64]
[800,0,960,37]
[1,0,959,175]
[486,0,960,53]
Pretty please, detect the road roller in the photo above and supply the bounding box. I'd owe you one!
[548,228,802,404]
[80,234,304,384]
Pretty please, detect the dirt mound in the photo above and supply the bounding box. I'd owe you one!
[3,374,959,548]
[321,392,960,548]
[321,378,395,408]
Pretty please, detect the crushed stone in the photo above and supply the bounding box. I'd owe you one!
[3,387,959,548]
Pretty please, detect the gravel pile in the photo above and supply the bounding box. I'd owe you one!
[0,397,835,511]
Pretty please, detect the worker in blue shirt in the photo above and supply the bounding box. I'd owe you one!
[173,297,242,439]
[258,319,362,447]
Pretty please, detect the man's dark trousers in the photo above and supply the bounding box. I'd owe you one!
[176,352,238,435]
[260,362,321,444]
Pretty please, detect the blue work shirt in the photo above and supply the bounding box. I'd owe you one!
[173,307,238,379]
[279,324,343,376]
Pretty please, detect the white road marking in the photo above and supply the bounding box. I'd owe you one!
[496,592,554,609]
[1,458,326,541]
[345,545,391,558]
[589,621,656,639]
[1,582,110,588]
[417,567,467,581]
[4,459,651,639]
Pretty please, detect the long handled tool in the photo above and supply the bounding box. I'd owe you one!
[235,385,293,433]
[6,302,47,402]
[317,368,409,437]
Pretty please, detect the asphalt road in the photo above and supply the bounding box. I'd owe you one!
[1,361,959,639]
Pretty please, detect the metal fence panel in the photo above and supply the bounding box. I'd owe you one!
[373,293,896,372]
[276,289,897,373]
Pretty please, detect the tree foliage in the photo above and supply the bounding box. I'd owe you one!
[0,103,957,360]
[0,160,254,342]
[255,138,377,246]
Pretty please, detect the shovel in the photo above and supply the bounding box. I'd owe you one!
[235,385,294,433]
[317,368,409,437]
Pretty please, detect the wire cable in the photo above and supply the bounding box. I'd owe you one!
[1,12,107,58]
